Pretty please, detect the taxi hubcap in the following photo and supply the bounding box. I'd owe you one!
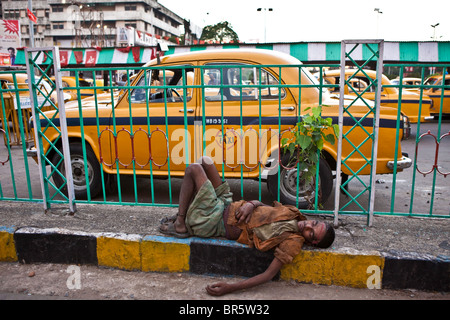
[281,168,316,198]
[70,155,93,190]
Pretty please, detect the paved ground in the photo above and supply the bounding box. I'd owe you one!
[1,262,448,300]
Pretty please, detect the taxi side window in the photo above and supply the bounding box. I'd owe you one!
[349,78,368,93]
[347,76,380,93]
[131,66,194,103]
[445,79,450,88]
[203,64,285,101]
[433,79,450,91]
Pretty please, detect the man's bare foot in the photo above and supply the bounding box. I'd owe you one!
[159,221,190,238]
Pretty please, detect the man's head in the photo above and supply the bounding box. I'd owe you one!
[298,220,335,248]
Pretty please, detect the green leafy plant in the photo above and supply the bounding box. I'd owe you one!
[281,105,339,192]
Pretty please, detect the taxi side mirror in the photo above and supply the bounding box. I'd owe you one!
[156,42,169,65]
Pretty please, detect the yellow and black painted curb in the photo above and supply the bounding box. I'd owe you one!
[1,226,448,292]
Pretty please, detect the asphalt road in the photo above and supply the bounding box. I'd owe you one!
[1,262,448,301]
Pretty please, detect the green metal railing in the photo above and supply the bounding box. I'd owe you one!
[0,69,36,202]
[1,44,449,225]
[384,63,449,217]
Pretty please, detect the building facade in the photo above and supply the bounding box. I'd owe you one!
[1,0,186,48]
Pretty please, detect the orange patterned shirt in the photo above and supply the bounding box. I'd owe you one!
[227,200,307,264]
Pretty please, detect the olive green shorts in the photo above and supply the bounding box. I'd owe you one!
[185,180,233,238]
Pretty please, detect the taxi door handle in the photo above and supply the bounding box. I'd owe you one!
[279,106,295,111]
[179,108,194,113]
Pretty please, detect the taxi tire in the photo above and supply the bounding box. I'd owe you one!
[266,153,333,208]
[51,143,102,199]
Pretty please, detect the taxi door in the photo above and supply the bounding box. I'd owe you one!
[197,61,298,178]
[109,65,197,176]
[427,77,450,116]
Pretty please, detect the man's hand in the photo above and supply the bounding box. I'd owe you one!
[235,201,256,224]
[205,282,234,296]
[205,257,284,296]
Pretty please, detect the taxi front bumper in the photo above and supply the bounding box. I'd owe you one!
[387,155,412,170]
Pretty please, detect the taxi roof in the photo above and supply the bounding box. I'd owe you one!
[144,49,303,67]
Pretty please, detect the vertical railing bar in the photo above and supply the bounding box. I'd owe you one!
[0,89,18,199]
[11,72,34,199]
[314,66,324,210]
[144,69,155,204]
[428,66,447,215]
[334,40,347,227]
[408,66,427,215]
[53,47,76,213]
[220,66,225,181]
[389,66,404,215]
[295,65,302,208]
[258,66,263,202]
[109,69,122,204]
[75,69,92,203]
[367,40,384,227]
[239,66,244,199]
[162,68,173,205]
[126,69,139,204]
[198,66,205,161]
[276,66,282,202]
[92,69,107,202]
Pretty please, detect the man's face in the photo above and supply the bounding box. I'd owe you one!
[298,220,327,245]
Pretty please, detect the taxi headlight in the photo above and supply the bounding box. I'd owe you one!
[402,114,411,140]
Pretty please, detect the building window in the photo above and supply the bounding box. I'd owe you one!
[125,5,137,11]
[4,10,20,19]
[52,6,64,13]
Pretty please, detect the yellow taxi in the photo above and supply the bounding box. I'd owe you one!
[322,69,432,123]
[30,49,411,207]
[0,73,70,145]
[421,74,450,117]
[0,72,68,108]
[50,76,105,101]
[391,77,422,87]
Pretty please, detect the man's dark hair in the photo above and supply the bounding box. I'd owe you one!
[316,223,335,248]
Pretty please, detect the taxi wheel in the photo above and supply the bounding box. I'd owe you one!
[51,143,102,199]
[267,153,333,209]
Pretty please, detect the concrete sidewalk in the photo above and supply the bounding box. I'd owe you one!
[0,201,449,292]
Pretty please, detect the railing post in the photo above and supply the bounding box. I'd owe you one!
[334,39,384,227]
[25,47,76,214]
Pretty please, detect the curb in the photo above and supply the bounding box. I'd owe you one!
[1,226,449,292]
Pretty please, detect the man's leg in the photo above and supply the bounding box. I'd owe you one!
[161,157,223,235]
[172,163,208,233]
[174,157,223,232]
[197,156,222,189]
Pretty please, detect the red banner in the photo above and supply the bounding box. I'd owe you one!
[60,51,68,67]
[85,50,97,67]
[74,51,83,64]
[131,46,140,63]
[27,8,37,24]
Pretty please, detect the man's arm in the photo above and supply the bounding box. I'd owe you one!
[205,257,284,296]
[235,200,267,224]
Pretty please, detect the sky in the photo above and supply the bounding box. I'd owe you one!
[158,0,449,43]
